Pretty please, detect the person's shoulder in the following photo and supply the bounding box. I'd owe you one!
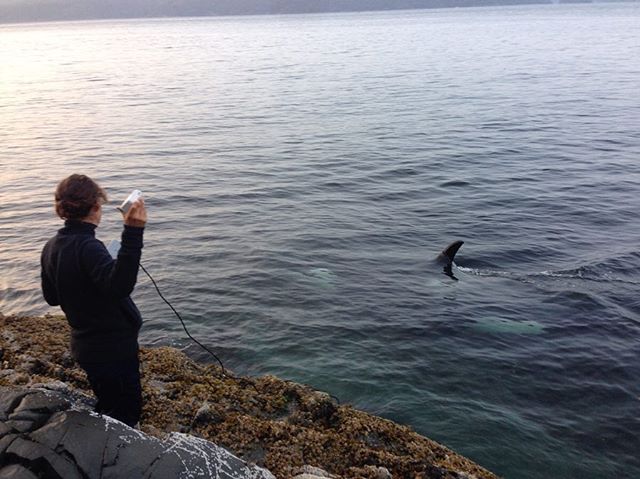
[78,236,112,267]
[80,235,106,250]
[41,233,59,253]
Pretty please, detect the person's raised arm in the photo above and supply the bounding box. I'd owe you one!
[123,198,147,228]
[81,199,147,298]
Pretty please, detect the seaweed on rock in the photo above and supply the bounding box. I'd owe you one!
[0,313,499,479]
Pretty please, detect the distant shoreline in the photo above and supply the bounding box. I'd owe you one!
[0,0,615,26]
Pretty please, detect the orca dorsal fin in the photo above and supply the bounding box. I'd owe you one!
[441,240,464,263]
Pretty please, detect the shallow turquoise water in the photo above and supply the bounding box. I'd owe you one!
[1,4,639,477]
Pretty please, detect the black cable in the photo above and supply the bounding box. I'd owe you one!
[139,263,263,396]
[139,262,340,404]
[139,263,227,375]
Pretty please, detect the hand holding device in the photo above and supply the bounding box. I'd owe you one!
[118,190,147,227]
[117,189,142,214]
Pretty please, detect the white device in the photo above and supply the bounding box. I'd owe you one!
[117,189,142,214]
[106,239,121,259]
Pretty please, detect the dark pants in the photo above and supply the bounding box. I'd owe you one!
[79,355,142,427]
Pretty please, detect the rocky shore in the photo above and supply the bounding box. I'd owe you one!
[0,313,499,479]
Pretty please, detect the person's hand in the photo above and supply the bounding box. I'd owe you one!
[123,198,147,227]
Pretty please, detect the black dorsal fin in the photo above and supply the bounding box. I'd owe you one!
[441,240,464,263]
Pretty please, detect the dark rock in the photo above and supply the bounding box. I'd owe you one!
[0,390,32,421]
[362,431,384,448]
[0,434,18,455]
[287,391,338,428]
[5,389,70,431]
[36,449,83,479]
[306,393,338,427]
[1,386,276,479]
[423,465,447,479]
[0,464,39,479]
[3,422,33,434]
[13,390,70,415]
[26,413,68,448]
[58,352,75,369]
[3,436,82,479]
[133,448,186,479]
[23,359,48,376]
[28,381,95,410]
[379,467,393,479]
[0,423,12,438]
[294,465,333,477]
[6,412,46,429]
[31,411,110,478]
[192,402,224,428]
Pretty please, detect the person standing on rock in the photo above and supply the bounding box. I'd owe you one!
[40,174,147,427]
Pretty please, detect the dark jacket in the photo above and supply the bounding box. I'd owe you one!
[40,220,144,363]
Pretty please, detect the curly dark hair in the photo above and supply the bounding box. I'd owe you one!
[54,174,108,220]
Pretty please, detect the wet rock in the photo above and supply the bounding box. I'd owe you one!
[375,466,392,479]
[30,411,112,478]
[287,389,339,428]
[0,390,31,421]
[13,388,70,415]
[192,401,224,428]
[3,421,33,434]
[0,423,11,438]
[3,436,81,479]
[7,411,45,425]
[6,392,70,430]
[0,387,276,479]
[27,381,95,410]
[0,463,39,479]
[0,434,18,455]
[293,464,334,478]
[305,392,339,427]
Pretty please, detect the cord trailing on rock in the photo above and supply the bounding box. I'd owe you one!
[0,313,500,479]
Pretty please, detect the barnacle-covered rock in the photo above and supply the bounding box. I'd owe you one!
[0,314,499,479]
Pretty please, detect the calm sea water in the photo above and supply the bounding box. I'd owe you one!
[1,4,639,478]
